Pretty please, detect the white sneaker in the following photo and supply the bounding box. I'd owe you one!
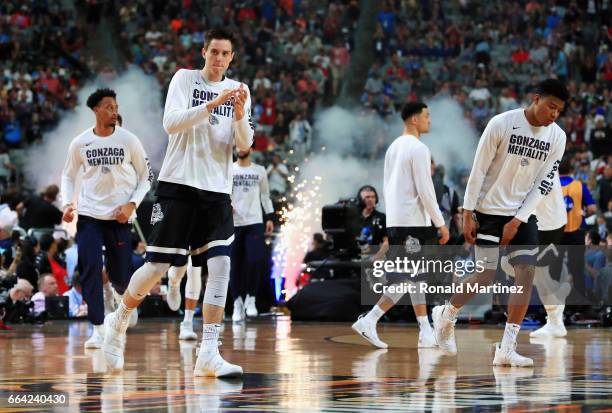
[432,305,457,355]
[84,325,105,349]
[232,297,245,322]
[167,282,181,312]
[493,343,534,367]
[102,312,126,371]
[351,314,388,349]
[418,329,437,348]
[530,307,566,338]
[179,320,198,340]
[244,295,258,317]
[194,344,243,377]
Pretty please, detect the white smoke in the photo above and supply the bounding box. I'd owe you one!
[24,66,167,194]
[276,97,479,298]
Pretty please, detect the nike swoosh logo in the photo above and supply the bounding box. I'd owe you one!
[361,332,369,338]
[214,295,222,298]
[512,126,520,130]
[85,142,92,146]
[195,81,201,85]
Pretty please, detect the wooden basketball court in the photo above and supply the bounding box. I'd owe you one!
[0,316,611,411]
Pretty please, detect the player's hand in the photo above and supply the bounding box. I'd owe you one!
[62,205,75,223]
[233,84,248,121]
[265,220,274,235]
[500,218,521,246]
[463,210,477,244]
[207,89,237,113]
[438,225,450,245]
[113,202,136,224]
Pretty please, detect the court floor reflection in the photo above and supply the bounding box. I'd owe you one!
[0,317,610,412]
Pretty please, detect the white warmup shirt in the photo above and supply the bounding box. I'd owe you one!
[61,126,152,220]
[463,108,566,222]
[535,175,567,231]
[231,162,274,227]
[159,69,254,194]
[383,135,445,228]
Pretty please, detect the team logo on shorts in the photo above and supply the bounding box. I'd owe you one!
[405,236,421,253]
[209,115,219,125]
[520,158,529,167]
[150,203,164,225]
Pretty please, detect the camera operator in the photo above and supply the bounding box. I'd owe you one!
[357,185,389,261]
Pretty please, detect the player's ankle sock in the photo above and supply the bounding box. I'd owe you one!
[366,305,385,322]
[114,302,133,333]
[202,323,221,351]
[500,323,520,350]
[417,315,433,333]
[184,309,195,323]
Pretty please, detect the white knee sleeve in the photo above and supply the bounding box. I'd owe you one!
[185,259,202,301]
[203,256,230,307]
[384,286,406,305]
[409,287,426,305]
[128,262,171,300]
[168,263,187,285]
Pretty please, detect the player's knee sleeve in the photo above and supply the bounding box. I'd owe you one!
[185,260,202,301]
[168,263,187,285]
[475,246,499,270]
[409,287,426,305]
[384,285,406,305]
[128,262,170,300]
[203,256,230,307]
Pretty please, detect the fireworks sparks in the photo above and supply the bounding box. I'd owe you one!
[272,174,323,301]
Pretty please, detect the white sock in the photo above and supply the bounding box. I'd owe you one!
[444,304,460,320]
[500,323,521,351]
[114,302,134,333]
[184,309,194,323]
[417,315,432,333]
[103,282,113,296]
[93,324,104,335]
[366,305,385,322]
[545,305,563,324]
[201,323,221,351]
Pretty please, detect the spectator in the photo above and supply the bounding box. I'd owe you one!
[303,233,330,263]
[63,273,86,317]
[289,113,312,159]
[15,236,39,290]
[0,278,34,324]
[35,234,68,294]
[584,231,606,292]
[31,274,58,316]
[0,144,15,191]
[599,165,612,214]
[267,154,290,195]
[18,185,63,230]
[589,116,611,160]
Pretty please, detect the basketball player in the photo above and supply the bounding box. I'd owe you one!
[230,146,274,322]
[61,88,152,349]
[501,173,571,338]
[432,79,568,367]
[352,102,449,349]
[103,28,254,377]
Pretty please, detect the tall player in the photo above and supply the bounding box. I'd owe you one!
[103,28,254,377]
[432,79,568,367]
[61,88,152,349]
[352,102,449,349]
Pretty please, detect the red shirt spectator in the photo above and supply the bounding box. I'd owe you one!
[511,48,529,64]
[259,96,277,126]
